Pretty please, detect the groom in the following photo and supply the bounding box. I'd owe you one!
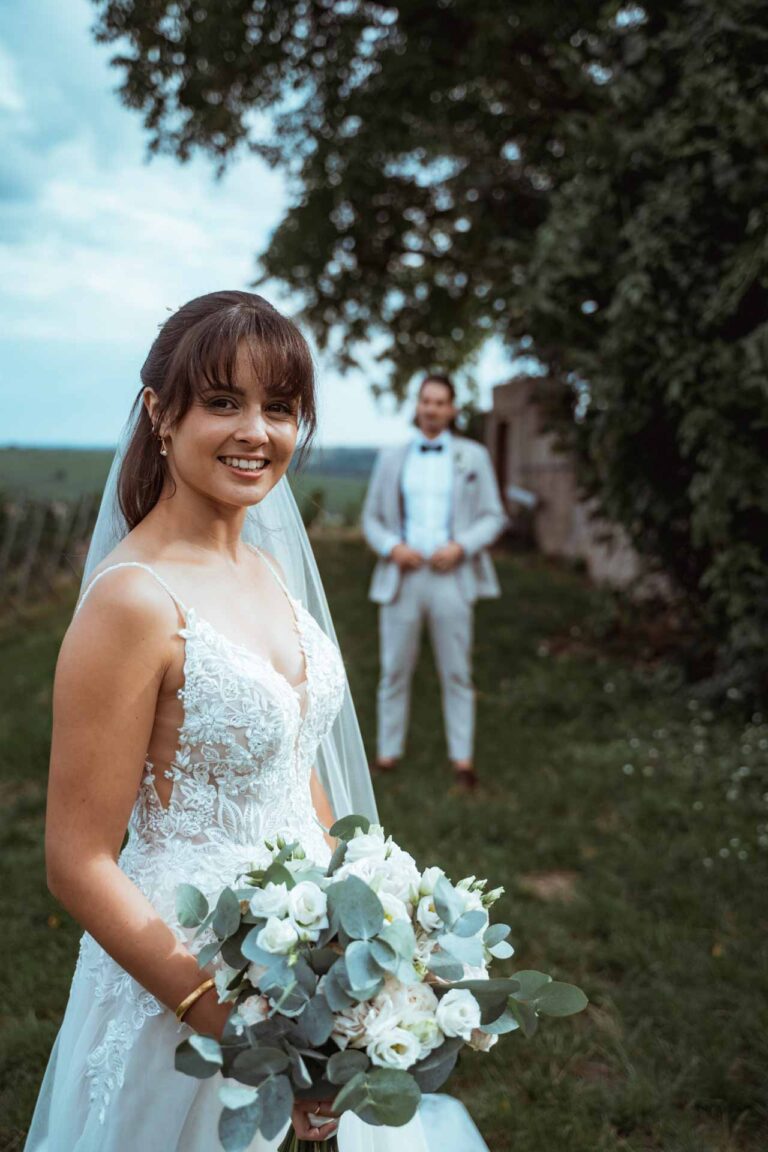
[362,373,507,789]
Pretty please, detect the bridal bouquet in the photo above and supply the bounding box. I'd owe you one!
[174,816,587,1152]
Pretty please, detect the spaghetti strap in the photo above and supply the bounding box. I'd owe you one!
[74,562,189,621]
[246,542,294,602]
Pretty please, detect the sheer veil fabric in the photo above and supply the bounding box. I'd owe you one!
[24,409,490,1151]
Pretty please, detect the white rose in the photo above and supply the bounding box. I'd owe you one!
[333,856,382,888]
[435,989,481,1040]
[345,824,389,864]
[403,981,439,1014]
[256,915,299,955]
[378,890,411,925]
[249,882,289,919]
[367,1025,422,1070]
[330,998,370,1050]
[468,1027,501,1051]
[419,866,446,897]
[287,881,328,941]
[237,994,270,1026]
[416,894,443,934]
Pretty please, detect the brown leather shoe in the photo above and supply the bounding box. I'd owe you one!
[370,758,399,774]
[451,763,478,791]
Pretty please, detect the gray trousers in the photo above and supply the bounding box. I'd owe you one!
[377,566,475,762]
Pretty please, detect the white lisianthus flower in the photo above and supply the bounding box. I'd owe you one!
[468,1027,501,1051]
[436,989,482,1040]
[419,866,446,897]
[287,881,328,941]
[367,1025,422,1070]
[237,994,270,1026]
[405,1013,445,1058]
[345,824,389,864]
[414,931,436,969]
[416,894,443,934]
[249,882,289,919]
[256,915,299,955]
[376,855,421,906]
[378,890,411,925]
[333,856,382,888]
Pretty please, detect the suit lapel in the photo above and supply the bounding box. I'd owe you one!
[391,443,411,537]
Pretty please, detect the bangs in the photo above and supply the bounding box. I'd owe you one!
[164,298,316,435]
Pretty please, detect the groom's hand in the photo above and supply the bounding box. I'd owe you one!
[430,541,465,571]
[390,543,425,570]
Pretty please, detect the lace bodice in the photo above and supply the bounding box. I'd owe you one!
[71,549,346,1120]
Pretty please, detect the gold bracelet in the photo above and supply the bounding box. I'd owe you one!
[175,977,216,1022]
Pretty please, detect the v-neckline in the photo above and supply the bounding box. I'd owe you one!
[183,607,310,703]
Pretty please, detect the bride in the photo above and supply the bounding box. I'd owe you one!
[23,291,490,1152]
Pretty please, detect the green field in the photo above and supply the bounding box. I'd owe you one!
[1,543,766,1151]
[0,447,370,523]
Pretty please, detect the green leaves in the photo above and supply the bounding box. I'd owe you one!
[327,1048,369,1085]
[176,884,209,928]
[333,1069,421,1127]
[326,876,385,941]
[330,814,371,840]
[174,1035,223,1079]
[213,887,242,939]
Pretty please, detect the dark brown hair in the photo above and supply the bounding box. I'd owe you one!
[118,291,316,529]
[419,372,455,401]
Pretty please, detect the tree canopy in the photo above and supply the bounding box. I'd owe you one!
[92,0,768,691]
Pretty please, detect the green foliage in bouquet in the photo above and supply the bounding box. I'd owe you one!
[173,816,587,1151]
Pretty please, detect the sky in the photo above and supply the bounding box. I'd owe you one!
[0,0,514,449]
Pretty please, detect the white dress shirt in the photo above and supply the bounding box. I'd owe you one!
[400,430,454,556]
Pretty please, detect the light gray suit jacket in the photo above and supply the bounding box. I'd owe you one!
[362,436,508,605]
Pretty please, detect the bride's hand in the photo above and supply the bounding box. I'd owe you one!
[291,1098,338,1141]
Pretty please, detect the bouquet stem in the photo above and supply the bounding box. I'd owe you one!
[277,1129,340,1152]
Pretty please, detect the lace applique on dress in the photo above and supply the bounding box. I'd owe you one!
[70,557,346,1124]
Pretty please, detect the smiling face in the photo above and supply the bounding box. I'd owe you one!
[145,340,300,510]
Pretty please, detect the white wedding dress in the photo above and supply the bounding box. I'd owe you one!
[23,554,489,1152]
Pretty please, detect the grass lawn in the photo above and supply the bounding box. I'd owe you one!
[0,541,766,1151]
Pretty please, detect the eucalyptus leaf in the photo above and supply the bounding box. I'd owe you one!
[332,1070,369,1115]
[218,1101,262,1152]
[452,909,488,938]
[439,931,485,967]
[231,1047,290,1085]
[327,876,385,941]
[258,1074,294,1141]
[175,1035,223,1079]
[506,997,539,1037]
[196,939,222,968]
[483,923,511,949]
[426,952,464,982]
[345,940,384,991]
[322,961,356,1012]
[357,1069,421,1127]
[263,861,296,890]
[218,1082,261,1110]
[433,876,465,930]
[285,1043,313,1090]
[327,839,348,876]
[240,926,275,966]
[327,1048,369,1085]
[329,814,371,840]
[176,884,210,929]
[509,970,552,1001]
[480,1007,521,1035]
[489,941,514,960]
[297,994,334,1046]
[410,1048,460,1093]
[377,919,416,960]
[369,938,398,973]
[307,946,338,975]
[535,981,588,1017]
[213,887,243,939]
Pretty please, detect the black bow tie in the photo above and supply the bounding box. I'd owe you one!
[420,443,444,453]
